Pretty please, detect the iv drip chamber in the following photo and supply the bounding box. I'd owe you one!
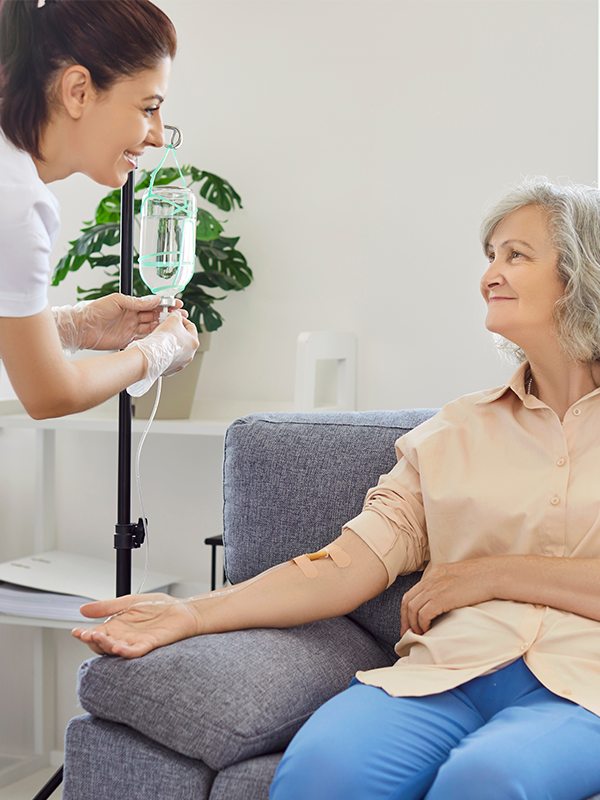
[139,186,197,310]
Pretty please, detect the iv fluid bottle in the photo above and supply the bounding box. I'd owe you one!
[139,186,197,303]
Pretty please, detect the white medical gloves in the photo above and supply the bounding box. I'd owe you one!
[52,295,163,354]
[125,311,199,397]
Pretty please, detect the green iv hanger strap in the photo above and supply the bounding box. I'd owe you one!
[138,145,194,276]
[141,144,189,214]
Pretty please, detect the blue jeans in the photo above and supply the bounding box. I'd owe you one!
[270,658,600,800]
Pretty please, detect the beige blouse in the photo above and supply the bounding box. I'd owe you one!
[345,362,600,716]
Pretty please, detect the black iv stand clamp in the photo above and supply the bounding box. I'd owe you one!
[32,124,183,800]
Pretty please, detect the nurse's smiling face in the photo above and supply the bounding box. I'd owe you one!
[36,57,171,187]
[69,58,171,188]
[480,204,565,356]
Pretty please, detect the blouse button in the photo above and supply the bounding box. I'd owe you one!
[556,458,566,467]
[573,408,582,416]
[562,688,573,696]
[550,497,560,506]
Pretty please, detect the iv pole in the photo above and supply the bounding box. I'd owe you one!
[31,124,183,800]
[114,123,183,595]
[114,158,141,596]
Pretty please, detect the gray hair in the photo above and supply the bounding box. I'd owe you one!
[480,178,600,364]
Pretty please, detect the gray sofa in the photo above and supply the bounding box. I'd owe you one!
[62,410,600,800]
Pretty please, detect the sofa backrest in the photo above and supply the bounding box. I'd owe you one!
[222,410,437,659]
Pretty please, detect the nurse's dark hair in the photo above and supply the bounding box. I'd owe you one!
[0,0,177,159]
[480,178,600,365]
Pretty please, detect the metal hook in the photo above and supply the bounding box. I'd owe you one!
[164,125,183,149]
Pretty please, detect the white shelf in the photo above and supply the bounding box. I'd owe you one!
[0,402,229,437]
[0,614,95,630]
[0,397,296,436]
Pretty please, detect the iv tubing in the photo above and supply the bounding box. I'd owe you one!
[134,375,163,594]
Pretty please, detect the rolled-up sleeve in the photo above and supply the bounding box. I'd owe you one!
[343,449,429,588]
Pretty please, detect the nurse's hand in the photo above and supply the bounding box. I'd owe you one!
[52,294,188,353]
[126,310,199,396]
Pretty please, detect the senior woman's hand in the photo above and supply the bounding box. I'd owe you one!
[400,558,498,637]
[400,554,600,638]
[72,593,202,658]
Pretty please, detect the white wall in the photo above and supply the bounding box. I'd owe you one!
[0,0,597,756]
[50,0,599,411]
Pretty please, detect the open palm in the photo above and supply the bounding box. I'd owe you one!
[72,593,200,658]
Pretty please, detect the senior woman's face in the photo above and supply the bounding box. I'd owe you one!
[480,204,565,353]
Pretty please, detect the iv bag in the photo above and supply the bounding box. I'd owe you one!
[139,186,197,303]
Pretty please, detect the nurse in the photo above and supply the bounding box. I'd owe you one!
[0,0,199,419]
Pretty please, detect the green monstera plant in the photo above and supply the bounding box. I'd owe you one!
[52,166,252,332]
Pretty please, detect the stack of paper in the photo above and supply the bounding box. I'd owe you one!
[0,551,180,622]
[0,582,96,622]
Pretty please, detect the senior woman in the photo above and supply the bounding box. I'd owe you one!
[74,179,600,800]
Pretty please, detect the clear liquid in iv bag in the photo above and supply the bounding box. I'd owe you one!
[139,217,196,297]
[139,187,197,300]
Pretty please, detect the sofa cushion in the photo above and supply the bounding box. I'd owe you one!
[77,615,393,771]
[208,753,283,800]
[223,410,436,657]
[63,714,215,800]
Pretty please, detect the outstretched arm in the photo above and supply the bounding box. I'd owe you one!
[400,554,600,636]
[72,530,388,659]
[0,303,198,418]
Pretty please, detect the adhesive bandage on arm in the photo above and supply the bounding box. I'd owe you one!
[293,543,352,578]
